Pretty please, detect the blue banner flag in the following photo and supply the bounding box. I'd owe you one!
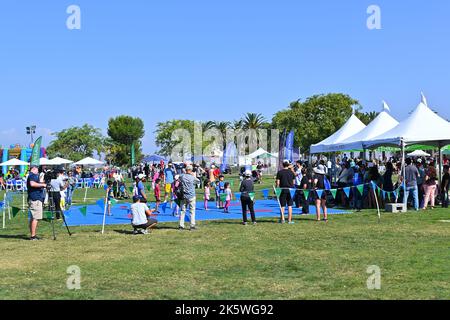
[316,189,324,199]
[261,189,269,200]
[161,202,168,213]
[343,187,351,198]
[285,130,295,163]
[96,199,105,209]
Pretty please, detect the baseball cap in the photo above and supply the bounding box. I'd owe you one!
[137,173,145,179]
[132,195,140,202]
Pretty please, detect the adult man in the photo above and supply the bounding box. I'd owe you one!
[163,162,175,204]
[178,165,200,231]
[66,171,77,206]
[276,160,296,224]
[27,165,47,240]
[130,196,157,235]
[49,168,69,220]
[402,158,420,211]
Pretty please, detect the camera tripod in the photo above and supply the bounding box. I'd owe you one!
[46,188,72,240]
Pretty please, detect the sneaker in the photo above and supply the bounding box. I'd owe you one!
[133,229,139,235]
[30,236,40,241]
[178,226,185,231]
[253,222,257,226]
[141,229,149,235]
[279,219,286,224]
[190,226,198,231]
[288,221,295,225]
[242,222,248,226]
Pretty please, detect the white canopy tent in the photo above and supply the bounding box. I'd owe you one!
[331,101,399,152]
[310,113,366,154]
[73,157,104,166]
[51,157,74,165]
[39,158,59,166]
[0,159,30,167]
[365,93,450,184]
[407,150,431,157]
[364,95,450,149]
[247,148,277,159]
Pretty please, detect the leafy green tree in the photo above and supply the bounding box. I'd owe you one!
[107,116,145,166]
[357,111,379,125]
[155,120,195,156]
[272,93,361,153]
[47,124,105,162]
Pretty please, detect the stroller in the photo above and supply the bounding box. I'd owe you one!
[117,181,130,199]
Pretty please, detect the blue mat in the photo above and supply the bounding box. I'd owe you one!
[64,200,352,227]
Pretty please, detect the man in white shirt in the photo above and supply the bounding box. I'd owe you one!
[130,196,158,235]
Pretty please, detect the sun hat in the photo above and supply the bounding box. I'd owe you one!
[313,164,327,175]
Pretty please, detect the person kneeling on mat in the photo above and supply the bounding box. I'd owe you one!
[130,196,158,235]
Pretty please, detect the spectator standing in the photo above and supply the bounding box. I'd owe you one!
[402,158,420,211]
[422,163,437,210]
[178,165,200,231]
[276,160,296,224]
[240,170,256,225]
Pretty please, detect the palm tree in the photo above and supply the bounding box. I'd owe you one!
[243,112,267,129]
[202,121,215,131]
[213,121,231,135]
[232,120,244,130]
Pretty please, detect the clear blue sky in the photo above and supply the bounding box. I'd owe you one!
[1,0,449,153]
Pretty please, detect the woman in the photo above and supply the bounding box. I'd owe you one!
[422,163,438,210]
[239,170,256,225]
[383,162,394,192]
[300,167,312,214]
[313,164,328,222]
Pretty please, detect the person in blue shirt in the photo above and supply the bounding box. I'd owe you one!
[134,174,147,203]
[26,165,47,241]
[163,162,175,206]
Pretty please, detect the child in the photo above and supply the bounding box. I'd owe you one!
[204,180,211,211]
[172,175,181,216]
[154,178,161,213]
[106,180,114,216]
[217,175,225,208]
[224,182,232,213]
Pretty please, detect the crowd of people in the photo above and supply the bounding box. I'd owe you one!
[17,153,450,239]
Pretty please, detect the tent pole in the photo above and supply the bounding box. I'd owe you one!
[401,140,406,208]
[438,143,443,186]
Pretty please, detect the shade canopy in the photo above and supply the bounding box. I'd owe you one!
[247,148,277,159]
[0,158,30,167]
[51,157,74,165]
[365,96,450,149]
[39,158,59,166]
[310,114,366,154]
[73,157,104,166]
[330,102,399,152]
[142,154,167,162]
[407,150,431,157]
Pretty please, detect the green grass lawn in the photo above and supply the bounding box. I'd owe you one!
[0,176,449,300]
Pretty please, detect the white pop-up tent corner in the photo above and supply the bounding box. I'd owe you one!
[331,101,399,152]
[310,113,366,154]
[73,157,104,166]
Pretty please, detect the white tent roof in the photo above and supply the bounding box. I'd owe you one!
[39,158,59,166]
[407,150,431,157]
[331,102,399,151]
[0,158,30,167]
[73,157,104,166]
[310,114,366,153]
[247,148,277,159]
[51,157,73,165]
[365,95,450,148]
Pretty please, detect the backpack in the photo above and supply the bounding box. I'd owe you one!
[175,176,185,200]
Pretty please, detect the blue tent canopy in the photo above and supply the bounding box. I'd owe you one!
[143,154,168,162]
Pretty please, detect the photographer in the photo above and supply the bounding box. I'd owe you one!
[27,165,47,241]
[48,168,69,220]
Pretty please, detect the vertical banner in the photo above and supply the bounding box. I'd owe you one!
[285,130,295,163]
[131,143,136,166]
[278,129,286,171]
[220,143,231,173]
[30,136,42,167]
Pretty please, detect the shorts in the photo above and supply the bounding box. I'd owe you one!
[165,184,172,193]
[132,218,158,229]
[29,200,43,220]
[279,190,293,207]
[310,190,327,201]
